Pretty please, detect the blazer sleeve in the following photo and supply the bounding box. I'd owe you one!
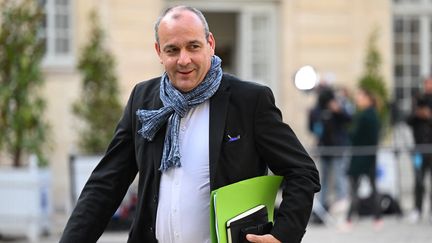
[253,87,321,243]
[60,86,139,243]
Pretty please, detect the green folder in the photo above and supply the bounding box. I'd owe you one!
[210,175,283,243]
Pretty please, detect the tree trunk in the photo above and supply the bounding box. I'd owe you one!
[13,147,21,167]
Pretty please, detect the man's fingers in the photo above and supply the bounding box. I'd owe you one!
[246,234,262,243]
[245,234,281,243]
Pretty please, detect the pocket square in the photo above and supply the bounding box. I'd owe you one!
[227,134,241,142]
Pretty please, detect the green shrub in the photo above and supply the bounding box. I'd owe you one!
[358,28,390,130]
[73,10,122,154]
[0,0,49,167]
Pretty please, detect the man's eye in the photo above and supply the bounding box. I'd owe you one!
[190,45,200,50]
[165,48,178,54]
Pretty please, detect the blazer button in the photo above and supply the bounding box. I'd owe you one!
[153,195,158,203]
[149,227,154,233]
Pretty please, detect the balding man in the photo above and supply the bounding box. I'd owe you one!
[60,6,320,243]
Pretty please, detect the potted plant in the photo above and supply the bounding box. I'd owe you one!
[70,10,134,229]
[0,0,52,241]
[72,10,122,157]
[358,28,390,129]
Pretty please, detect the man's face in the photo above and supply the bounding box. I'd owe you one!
[424,78,432,94]
[155,10,215,93]
[355,89,371,110]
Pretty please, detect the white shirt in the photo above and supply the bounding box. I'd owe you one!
[155,101,210,243]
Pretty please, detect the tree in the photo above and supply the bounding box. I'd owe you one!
[0,0,49,167]
[358,28,390,126]
[73,10,122,154]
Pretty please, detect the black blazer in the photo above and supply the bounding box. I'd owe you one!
[60,74,320,243]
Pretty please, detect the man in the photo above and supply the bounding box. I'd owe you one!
[60,6,320,243]
[308,85,351,218]
[407,77,432,223]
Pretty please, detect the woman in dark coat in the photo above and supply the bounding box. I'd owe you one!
[345,87,382,229]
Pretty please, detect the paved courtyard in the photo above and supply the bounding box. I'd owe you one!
[303,216,432,243]
[2,215,431,243]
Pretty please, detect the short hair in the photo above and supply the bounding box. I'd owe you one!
[154,6,210,44]
[359,87,377,108]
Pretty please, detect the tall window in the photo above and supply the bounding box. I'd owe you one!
[238,6,278,95]
[39,0,73,67]
[250,14,271,83]
[393,0,432,115]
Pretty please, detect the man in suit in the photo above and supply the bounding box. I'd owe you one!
[60,5,320,243]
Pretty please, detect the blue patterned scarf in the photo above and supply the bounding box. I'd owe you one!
[136,55,222,172]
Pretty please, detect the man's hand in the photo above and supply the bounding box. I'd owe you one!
[246,234,281,243]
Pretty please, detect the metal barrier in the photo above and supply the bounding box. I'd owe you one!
[308,144,432,157]
[305,120,431,227]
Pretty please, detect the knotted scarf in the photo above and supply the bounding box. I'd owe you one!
[136,55,222,172]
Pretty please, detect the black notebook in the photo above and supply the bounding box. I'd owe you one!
[226,205,273,243]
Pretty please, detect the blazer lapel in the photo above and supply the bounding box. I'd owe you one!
[209,77,230,190]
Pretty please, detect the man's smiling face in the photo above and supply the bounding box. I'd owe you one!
[155,9,215,93]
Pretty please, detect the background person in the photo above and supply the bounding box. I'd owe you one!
[406,77,432,223]
[345,87,382,230]
[308,85,352,214]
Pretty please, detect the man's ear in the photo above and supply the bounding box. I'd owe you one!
[154,42,163,63]
[208,32,216,55]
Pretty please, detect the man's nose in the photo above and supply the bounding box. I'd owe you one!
[177,50,191,66]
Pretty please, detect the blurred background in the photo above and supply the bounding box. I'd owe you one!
[1,0,432,242]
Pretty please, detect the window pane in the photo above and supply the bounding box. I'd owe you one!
[250,14,270,84]
[395,86,404,101]
[55,38,63,53]
[55,38,69,53]
[410,19,419,34]
[395,65,404,76]
[392,14,423,116]
[429,22,432,68]
[411,65,420,77]
[55,0,68,7]
[410,42,419,55]
[394,18,404,33]
[43,0,72,60]
[394,41,404,55]
[55,14,68,29]
[38,0,47,55]
[38,0,47,6]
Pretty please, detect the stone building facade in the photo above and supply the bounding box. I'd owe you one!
[17,0,392,212]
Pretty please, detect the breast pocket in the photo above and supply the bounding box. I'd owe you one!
[219,132,265,181]
[221,132,251,167]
